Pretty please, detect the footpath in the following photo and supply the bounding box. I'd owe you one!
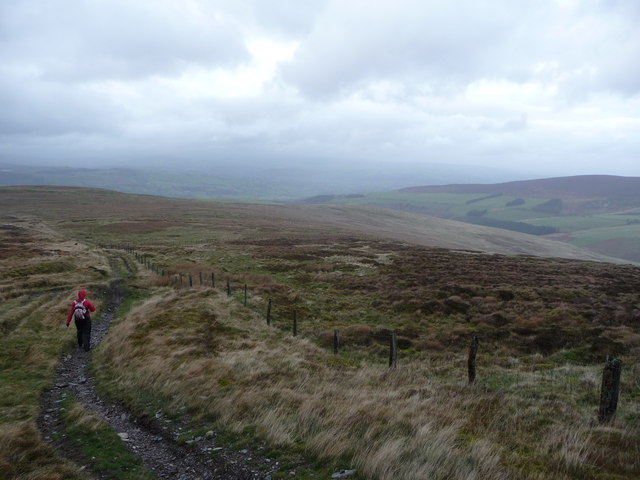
[38,272,272,480]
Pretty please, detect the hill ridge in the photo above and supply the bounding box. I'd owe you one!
[399,174,640,200]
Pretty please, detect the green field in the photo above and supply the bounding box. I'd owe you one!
[318,190,640,262]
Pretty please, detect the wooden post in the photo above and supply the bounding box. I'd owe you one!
[468,335,479,385]
[189,274,193,287]
[266,298,272,326]
[226,279,231,296]
[293,310,298,337]
[333,329,340,354]
[244,284,247,306]
[199,272,203,286]
[211,272,215,288]
[599,357,622,423]
[179,275,183,288]
[389,331,397,368]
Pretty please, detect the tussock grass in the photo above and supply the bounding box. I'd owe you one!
[4,188,640,479]
[0,219,112,479]
[0,422,86,480]
[92,287,640,479]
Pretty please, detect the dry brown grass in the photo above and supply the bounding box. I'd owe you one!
[92,287,638,479]
[0,422,86,480]
[3,187,639,479]
[0,217,112,480]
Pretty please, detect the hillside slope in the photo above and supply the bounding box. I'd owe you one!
[282,204,622,262]
[0,186,621,263]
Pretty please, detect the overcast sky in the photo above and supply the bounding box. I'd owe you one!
[1,0,639,178]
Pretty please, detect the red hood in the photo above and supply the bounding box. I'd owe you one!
[78,289,86,300]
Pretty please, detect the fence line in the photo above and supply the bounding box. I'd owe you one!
[101,243,624,421]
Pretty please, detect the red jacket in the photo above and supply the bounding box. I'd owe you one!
[66,289,96,325]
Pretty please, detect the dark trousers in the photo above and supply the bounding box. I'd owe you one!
[74,317,92,351]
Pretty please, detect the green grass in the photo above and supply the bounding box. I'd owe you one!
[527,215,636,232]
[0,294,92,480]
[0,307,72,423]
[568,224,640,247]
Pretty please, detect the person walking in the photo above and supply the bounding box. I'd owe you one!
[66,289,96,351]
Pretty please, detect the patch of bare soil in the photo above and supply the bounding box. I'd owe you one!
[38,275,272,480]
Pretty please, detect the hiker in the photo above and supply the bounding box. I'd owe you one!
[66,289,96,351]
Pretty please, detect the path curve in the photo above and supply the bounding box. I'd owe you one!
[38,255,272,480]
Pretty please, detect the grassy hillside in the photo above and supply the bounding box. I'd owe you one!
[304,175,640,263]
[2,186,639,479]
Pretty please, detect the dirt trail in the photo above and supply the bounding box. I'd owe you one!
[38,260,272,480]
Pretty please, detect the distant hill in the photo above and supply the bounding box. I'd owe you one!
[400,175,640,203]
[0,161,535,201]
[300,175,640,263]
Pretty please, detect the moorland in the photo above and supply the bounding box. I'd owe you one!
[1,185,639,480]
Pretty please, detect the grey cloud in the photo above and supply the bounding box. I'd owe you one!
[0,0,638,179]
[0,77,122,136]
[0,1,249,82]
[280,0,515,97]
[243,0,327,37]
[279,0,640,100]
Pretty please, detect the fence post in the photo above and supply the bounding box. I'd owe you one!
[266,298,272,326]
[244,284,247,306]
[199,272,203,286]
[389,331,397,368]
[189,274,193,287]
[333,329,340,354]
[468,335,479,385]
[211,272,215,288]
[599,357,622,423]
[226,279,231,296]
[293,310,298,337]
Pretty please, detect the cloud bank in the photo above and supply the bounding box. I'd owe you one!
[1,0,639,178]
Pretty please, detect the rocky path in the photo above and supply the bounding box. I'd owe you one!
[38,269,274,479]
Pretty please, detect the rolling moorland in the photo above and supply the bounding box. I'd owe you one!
[1,186,639,480]
[301,175,640,264]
